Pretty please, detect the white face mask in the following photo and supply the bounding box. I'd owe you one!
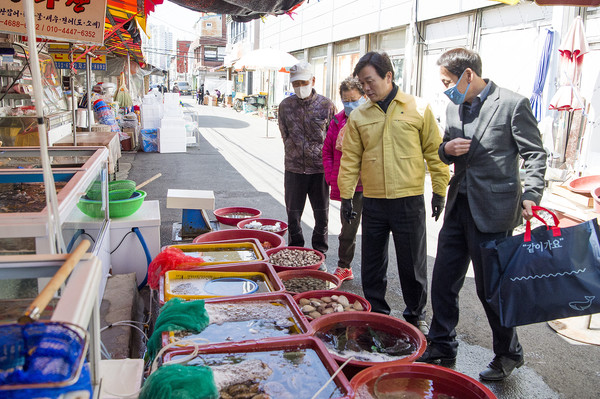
[294,84,312,99]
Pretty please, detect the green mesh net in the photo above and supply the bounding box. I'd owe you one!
[139,364,218,399]
[146,298,210,362]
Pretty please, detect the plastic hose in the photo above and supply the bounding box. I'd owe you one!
[66,229,84,253]
[133,227,152,290]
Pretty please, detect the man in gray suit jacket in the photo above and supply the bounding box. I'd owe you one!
[418,48,547,381]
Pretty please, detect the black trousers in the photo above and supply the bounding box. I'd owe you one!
[361,195,427,323]
[337,191,363,269]
[428,194,523,360]
[284,171,329,254]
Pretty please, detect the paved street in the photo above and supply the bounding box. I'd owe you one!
[122,97,600,398]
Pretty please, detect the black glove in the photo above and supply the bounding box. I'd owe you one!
[341,198,356,224]
[431,193,445,221]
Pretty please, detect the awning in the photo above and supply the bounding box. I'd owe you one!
[166,0,305,22]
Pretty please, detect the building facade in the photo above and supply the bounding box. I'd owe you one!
[258,0,600,174]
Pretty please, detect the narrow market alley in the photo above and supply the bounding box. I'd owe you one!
[115,97,600,399]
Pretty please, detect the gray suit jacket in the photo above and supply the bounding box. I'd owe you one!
[439,81,547,233]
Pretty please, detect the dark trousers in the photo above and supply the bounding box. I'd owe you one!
[338,191,363,268]
[284,171,329,254]
[361,195,427,323]
[428,194,522,360]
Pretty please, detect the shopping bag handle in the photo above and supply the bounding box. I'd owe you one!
[524,206,561,242]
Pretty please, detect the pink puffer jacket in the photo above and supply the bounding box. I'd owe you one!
[323,110,363,201]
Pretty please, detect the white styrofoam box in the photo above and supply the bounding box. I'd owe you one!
[167,189,215,210]
[159,127,186,139]
[186,136,196,145]
[160,117,186,129]
[163,92,180,103]
[159,138,187,153]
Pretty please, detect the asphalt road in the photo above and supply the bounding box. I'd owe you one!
[124,97,600,399]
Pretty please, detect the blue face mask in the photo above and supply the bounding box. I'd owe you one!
[444,70,470,105]
[342,97,367,116]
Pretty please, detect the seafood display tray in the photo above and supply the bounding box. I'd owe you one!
[160,292,313,349]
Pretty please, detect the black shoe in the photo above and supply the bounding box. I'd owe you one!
[417,344,456,366]
[479,356,524,381]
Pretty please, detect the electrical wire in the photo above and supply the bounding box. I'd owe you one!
[101,321,149,341]
[110,229,135,254]
[100,340,112,360]
[151,338,209,374]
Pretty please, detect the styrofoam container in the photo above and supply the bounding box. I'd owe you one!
[159,139,186,153]
[159,127,186,139]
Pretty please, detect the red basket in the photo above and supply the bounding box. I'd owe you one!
[237,217,288,236]
[350,363,497,399]
[266,246,325,272]
[309,311,426,379]
[292,290,372,320]
[162,336,354,398]
[213,206,261,226]
[277,269,341,295]
[193,229,285,250]
[160,292,313,350]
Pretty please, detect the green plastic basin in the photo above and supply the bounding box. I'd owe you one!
[77,190,146,219]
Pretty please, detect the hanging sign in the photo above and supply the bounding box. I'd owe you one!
[0,0,107,45]
[49,44,107,70]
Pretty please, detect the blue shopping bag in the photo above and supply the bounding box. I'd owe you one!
[482,206,600,328]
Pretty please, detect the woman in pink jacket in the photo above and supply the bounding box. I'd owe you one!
[323,77,366,282]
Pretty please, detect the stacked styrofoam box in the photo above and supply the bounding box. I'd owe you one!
[141,95,163,129]
[163,93,183,118]
[159,117,186,153]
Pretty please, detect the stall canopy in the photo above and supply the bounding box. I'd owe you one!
[167,0,305,21]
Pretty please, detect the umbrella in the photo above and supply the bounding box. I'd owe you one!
[234,48,298,138]
[234,48,298,71]
[549,16,589,111]
[530,28,555,122]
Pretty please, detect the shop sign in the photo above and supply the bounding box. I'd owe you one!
[49,44,107,70]
[0,0,107,45]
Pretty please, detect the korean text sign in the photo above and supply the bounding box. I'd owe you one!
[0,0,107,45]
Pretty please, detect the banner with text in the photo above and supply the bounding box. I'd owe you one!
[0,0,107,45]
[49,44,107,70]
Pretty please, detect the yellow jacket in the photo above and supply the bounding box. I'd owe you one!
[338,90,449,199]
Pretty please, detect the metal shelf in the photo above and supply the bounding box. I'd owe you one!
[0,93,31,100]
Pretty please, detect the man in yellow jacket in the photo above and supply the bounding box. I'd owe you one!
[338,52,449,335]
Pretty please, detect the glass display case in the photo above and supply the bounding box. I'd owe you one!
[0,44,72,146]
[0,146,109,257]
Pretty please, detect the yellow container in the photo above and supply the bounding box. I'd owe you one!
[164,270,275,301]
[167,242,265,266]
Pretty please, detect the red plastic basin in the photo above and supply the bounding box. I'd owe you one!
[293,290,372,320]
[277,269,341,295]
[266,246,325,272]
[237,217,288,236]
[351,363,497,399]
[310,311,426,379]
[567,175,600,195]
[193,229,286,250]
[592,186,600,213]
[214,206,261,226]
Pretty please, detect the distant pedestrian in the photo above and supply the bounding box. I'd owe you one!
[278,61,336,258]
[198,84,204,105]
[322,77,366,282]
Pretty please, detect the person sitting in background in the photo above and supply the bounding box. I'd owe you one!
[172,84,180,94]
[323,77,366,282]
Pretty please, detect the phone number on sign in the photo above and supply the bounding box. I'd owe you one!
[1,20,96,38]
[35,24,96,38]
